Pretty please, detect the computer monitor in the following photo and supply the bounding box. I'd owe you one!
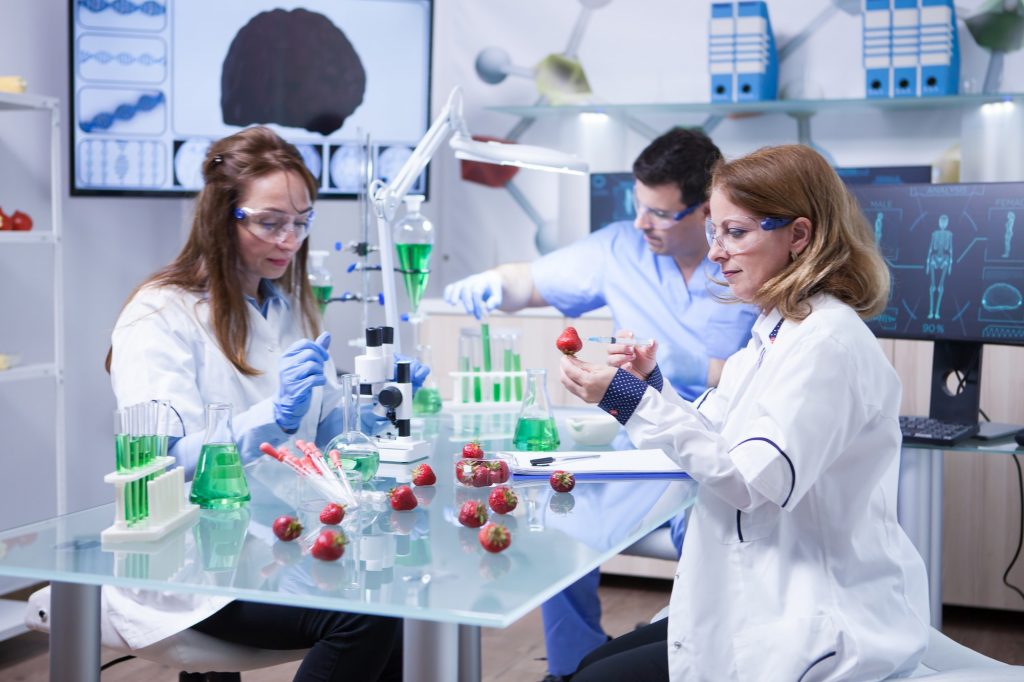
[849,181,1024,429]
[69,0,433,198]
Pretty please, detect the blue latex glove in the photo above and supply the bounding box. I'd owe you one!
[395,353,430,393]
[442,270,502,320]
[273,332,331,433]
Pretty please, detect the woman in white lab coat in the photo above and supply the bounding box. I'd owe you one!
[105,126,401,681]
[560,144,930,682]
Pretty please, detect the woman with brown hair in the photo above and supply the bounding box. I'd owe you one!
[559,144,930,681]
[105,126,401,681]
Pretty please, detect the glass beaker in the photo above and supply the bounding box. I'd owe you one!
[512,369,560,451]
[189,403,250,509]
[324,374,380,483]
[412,344,442,415]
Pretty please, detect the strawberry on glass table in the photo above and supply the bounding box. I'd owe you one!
[458,500,489,528]
[388,485,418,511]
[549,470,576,493]
[319,502,345,526]
[488,486,518,514]
[311,529,347,561]
[478,523,512,553]
[272,515,303,542]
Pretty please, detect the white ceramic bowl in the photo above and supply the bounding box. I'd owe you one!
[565,413,620,446]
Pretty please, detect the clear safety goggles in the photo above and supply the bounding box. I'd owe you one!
[632,194,700,230]
[233,206,314,245]
[704,215,794,255]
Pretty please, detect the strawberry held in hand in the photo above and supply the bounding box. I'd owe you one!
[389,485,418,511]
[319,502,345,526]
[488,486,518,514]
[549,470,576,493]
[478,523,512,553]
[462,441,485,459]
[556,326,583,356]
[311,529,347,561]
[458,500,489,528]
[411,463,436,486]
[272,515,303,542]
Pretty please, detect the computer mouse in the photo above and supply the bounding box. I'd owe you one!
[1015,429,1024,447]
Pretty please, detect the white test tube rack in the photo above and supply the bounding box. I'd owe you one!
[444,369,527,412]
[101,457,200,544]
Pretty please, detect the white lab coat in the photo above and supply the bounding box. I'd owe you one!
[621,294,929,682]
[106,283,342,649]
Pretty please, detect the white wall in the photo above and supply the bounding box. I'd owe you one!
[1,0,1022,522]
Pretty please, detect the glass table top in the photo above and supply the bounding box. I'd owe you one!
[0,408,695,628]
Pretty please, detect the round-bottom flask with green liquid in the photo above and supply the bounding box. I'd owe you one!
[512,368,560,451]
[324,373,381,483]
[189,403,250,509]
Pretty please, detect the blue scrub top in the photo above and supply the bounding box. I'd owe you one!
[532,221,757,400]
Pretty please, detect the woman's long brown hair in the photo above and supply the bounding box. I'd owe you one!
[105,126,320,375]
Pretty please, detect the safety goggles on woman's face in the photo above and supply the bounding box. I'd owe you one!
[632,194,700,230]
[704,215,794,255]
[233,206,314,245]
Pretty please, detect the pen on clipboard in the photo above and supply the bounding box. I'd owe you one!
[529,453,602,466]
[587,336,655,347]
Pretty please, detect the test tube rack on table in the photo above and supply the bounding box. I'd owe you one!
[102,461,199,544]
[445,325,526,412]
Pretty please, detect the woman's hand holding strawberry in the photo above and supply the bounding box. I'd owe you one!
[559,355,618,404]
[606,329,658,381]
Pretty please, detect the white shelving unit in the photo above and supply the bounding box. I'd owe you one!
[0,91,65,641]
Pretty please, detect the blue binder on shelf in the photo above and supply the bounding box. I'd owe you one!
[708,1,778,103]
[861,0,958,99]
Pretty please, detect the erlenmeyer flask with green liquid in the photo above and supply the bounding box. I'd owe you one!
[512,369,560,451]
[412,344,442,415]
[393,194,433,315]
[189,403,250,509]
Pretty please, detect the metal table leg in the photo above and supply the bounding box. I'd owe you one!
[404,619,460,682]
[459,624,481,682]
[50,581,100,682]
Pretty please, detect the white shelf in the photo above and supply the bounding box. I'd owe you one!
[0,232,56,245]
[0,91,57,113]
[0,363,57,384]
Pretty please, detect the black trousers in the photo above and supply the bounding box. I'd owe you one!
[191,601,402,682]
[572,617,670,682]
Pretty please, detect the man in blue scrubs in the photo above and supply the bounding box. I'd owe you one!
[444,128,756,681]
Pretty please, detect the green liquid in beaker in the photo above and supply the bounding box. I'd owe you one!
[512,417,560,451]
[312,284,333,315]
[413,386,442,415]
[339,450,380,483]
[395,243,432,313]
[190,443,251,509]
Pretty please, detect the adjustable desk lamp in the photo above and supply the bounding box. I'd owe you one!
[362,86,585,462]
[370,85,588,355]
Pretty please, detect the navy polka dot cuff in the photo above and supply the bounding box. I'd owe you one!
[646,365,664,392]
[598,368,649,425]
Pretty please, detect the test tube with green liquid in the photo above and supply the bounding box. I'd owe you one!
[481,323,493,403]
[502,335,513,402]
[458,331,473,403]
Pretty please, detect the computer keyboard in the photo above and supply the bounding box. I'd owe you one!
[899,416,980,446]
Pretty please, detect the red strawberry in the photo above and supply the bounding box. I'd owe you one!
[488,486,518,514]
[478,523,512,553]
[471,464,492,488]
[458,500,489,528]
[462,441,485,459]
[272,515,303,542]
[455,459,477,485]
[488,460,510,485]
[319,502,345,526]
[389,485,418,511]
[556,326,583,356]
[549,470,576,493]
[412,463,436,486]
[311,529,347,561]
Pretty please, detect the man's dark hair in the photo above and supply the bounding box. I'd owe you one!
[632,127,722,207]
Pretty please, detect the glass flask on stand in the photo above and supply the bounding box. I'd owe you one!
[393,194,434,316]
[412,344,442,415]
[512,368,560,451]
[324,373,380,483]
[189,403,250,509]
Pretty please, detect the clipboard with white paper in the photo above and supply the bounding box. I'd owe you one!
[497,449,688,479]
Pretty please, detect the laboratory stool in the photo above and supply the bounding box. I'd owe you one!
[649,604,1024,681]
[25,585,309,676]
